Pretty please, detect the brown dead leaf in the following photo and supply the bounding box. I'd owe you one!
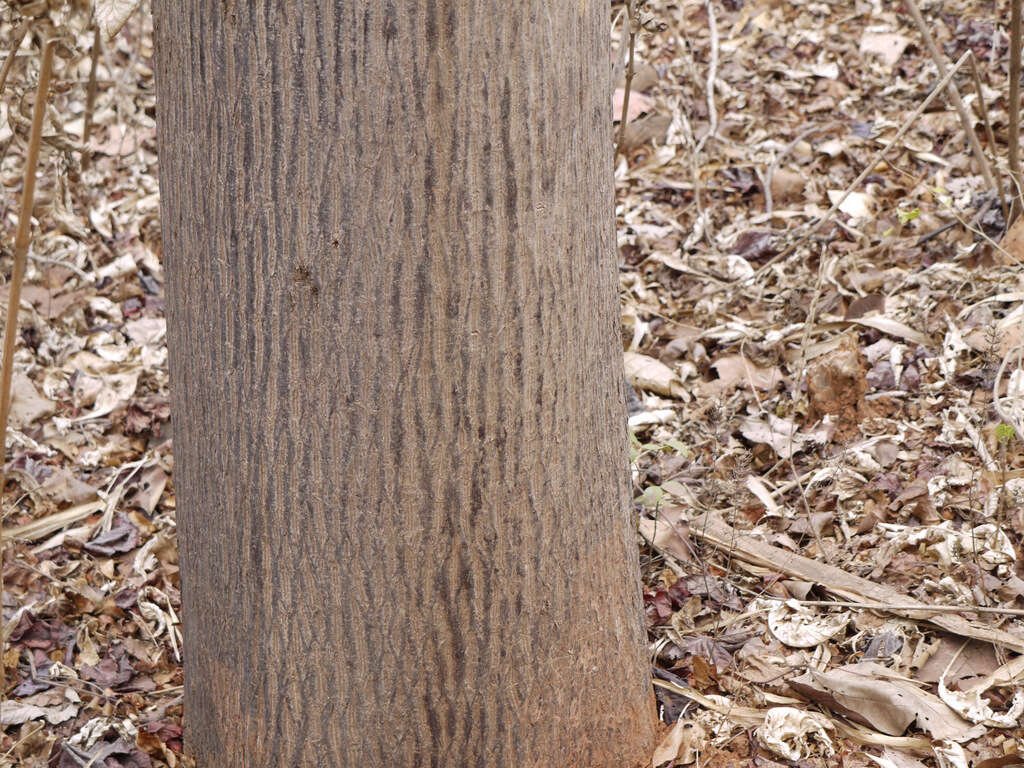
[651,717,705,767]
[711,355,783,393]
[95,0,145,40]
[1000,215,1024,264]
[860,33,911,67]
[625,351,687,399]
[614,89,654,123]
[770,167,806,204]
[789,662,984,741]
[621,114,672,149]
[9,372,55,429]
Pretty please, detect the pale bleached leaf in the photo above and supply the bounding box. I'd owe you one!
[94,0,144,41]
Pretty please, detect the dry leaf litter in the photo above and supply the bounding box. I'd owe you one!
[0,2,181,766]
[617,0,1024,766]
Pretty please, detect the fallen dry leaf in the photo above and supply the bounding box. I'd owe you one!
[624,351,687,399]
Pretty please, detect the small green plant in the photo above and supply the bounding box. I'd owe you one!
[636,484,665,509]
[897,207,920,225]
[996,423,1015,442]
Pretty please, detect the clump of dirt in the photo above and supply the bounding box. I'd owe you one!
[806,336,867,437]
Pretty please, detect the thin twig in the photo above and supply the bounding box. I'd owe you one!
[902,0,1001,205]
[0,21,28,98]
[0,38,57,704]
[82,25,101,170]
[731,52,971,290]
[967,52,1008,223]
[694,0,718,156]
[784,246,827,556]
[914,194,994,246]
[615,2,637,157]
[1009,0,1022,223]
[28,251,94,283]
[757,595,1024,618]
[887,160,1018,262]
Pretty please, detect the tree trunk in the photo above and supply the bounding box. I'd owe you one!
[153,2,656,766]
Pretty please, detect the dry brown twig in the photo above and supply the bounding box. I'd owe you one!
[967,52,1008,224]
[902,0,1002,208]
[693,0,718,156]
[0,37,57,703]
[0,21,27,97]
[615,1,666,157]
[81,25,101,169]
[758,596,1024,619]
[615,2,638,157]
[1009,0,1022,223]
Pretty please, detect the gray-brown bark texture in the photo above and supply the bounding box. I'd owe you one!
[153,1,656,765]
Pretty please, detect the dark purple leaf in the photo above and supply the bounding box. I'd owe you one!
[85,514,140,556]
[731,230,779,262]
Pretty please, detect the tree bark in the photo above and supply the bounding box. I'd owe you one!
[153,1,656,766]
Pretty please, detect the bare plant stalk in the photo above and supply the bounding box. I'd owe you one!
[1010,0,1022,223]
[903,0,1001,208]
[0,21,29,97]
[615,1,637,157]
[694,0,718,156]
[0,39,57,702]
[82,26,101,170]
[998,435,1009,545]
[968,52,1008,223]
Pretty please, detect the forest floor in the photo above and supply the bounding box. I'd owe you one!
[619,0,1024,766]
[0,0,1021,767]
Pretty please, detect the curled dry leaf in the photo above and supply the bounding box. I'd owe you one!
[756,707,835,761]
[879,522,1016,570]
[937,678,1024,728]
[739,415,829,460]
[650,717,705,767]
[760,598,848,648]
[624,351,688,400]
[932,740,969,768]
